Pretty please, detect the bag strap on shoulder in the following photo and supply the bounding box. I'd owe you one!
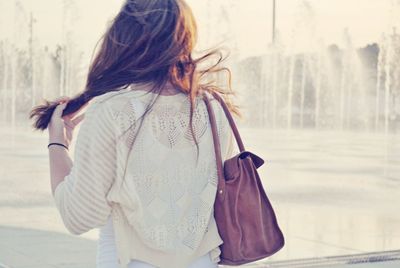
[202,91,244,200]
[208,91,245,152]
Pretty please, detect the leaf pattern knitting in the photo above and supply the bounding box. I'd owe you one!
[104,88,234,255]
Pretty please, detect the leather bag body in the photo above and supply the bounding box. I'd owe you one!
[202,91,285,265]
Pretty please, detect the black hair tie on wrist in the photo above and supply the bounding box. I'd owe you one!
[48,142,69,151]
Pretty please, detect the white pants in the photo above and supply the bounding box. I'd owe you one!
[96,216,218,268]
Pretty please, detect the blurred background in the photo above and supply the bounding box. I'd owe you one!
[0,0,399,267]
[1,0,400,131]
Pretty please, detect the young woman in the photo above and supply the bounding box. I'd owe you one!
[30,0,241,267]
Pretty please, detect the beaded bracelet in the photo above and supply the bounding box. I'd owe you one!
[48,142,69,151]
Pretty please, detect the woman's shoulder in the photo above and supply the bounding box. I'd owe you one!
[91,87,135,105]
[89,87,149,115]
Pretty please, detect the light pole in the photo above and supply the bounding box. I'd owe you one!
[272,0,276,45]
[270,0,278,129]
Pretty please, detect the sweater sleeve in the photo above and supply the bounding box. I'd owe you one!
[53,99,117,235]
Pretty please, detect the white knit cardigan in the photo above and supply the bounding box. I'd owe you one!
[53,86,236,268]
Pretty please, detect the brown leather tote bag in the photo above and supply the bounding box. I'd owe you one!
[202,91,285,266]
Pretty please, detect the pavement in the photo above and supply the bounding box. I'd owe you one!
[245,250,400,267]
[0,125,399,268]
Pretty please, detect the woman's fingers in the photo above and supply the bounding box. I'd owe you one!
[64,113,85,129]
[64,119,75,129]
[52,96,70,120]
[52,100,69,119]
[54,96,70,103]
[72,113,85,126]
[63,100,89,120]
[56,95,89,123]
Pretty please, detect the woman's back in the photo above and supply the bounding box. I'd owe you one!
[94,83,237,267]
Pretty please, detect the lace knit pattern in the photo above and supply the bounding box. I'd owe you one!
[53,84,237,268]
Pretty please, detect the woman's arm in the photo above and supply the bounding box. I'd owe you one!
[47,96,84,195]
[50,98,118,235]
[48,144,73,195]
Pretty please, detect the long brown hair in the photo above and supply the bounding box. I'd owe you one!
[29,0,241,157]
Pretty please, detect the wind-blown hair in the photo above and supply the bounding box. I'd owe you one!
[29,0,241,157]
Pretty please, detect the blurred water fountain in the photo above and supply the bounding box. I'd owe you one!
[0,0,399,133]
[234,2,399,133]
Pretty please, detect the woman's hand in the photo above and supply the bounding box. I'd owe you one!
[48,96,85,148]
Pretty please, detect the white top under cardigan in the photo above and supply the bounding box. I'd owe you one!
[53,83,237,268]
[97,215,217,268]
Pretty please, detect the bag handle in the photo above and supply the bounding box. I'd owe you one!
[207,92,245,152]
[202,91,245,201]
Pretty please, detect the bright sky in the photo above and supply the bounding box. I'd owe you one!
[0,0,398,58]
